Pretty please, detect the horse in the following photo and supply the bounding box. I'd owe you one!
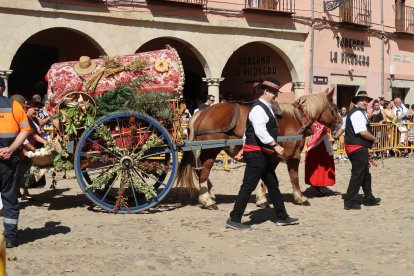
[176,86,341,209]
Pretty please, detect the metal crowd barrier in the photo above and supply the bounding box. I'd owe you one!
[335,122,414,157]
[0,235,5,275]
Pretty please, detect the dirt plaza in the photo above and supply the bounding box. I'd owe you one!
[5,158,414,275]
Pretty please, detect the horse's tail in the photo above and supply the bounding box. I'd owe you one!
[176,150,198,198]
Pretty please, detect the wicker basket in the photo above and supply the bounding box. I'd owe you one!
[32,154,54,168]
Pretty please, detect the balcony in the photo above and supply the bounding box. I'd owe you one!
[395,2,414,35]
[339,0,371,28]
[243,0,295,16]
[147,0,207,8]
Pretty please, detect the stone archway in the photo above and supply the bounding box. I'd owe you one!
[221,42,295,103]
[138,38,209,113]
[9,27,104,99]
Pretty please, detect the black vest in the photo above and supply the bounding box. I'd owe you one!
[345,106,373,148]
[245,100,277,149]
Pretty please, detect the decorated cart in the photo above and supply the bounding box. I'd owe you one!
[44,46,301,214]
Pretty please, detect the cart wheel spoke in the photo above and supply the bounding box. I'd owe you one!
[81,164,115,174]
[127,170,140,207]
[100,172,119,202]
[86,138,121,159]
[115,117,127,155]
[132,166,164,185]
[131,124,154,153]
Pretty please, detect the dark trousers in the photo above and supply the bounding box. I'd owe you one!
[230,151,288,222]
[0,155,20,242]
[345,147,373,205]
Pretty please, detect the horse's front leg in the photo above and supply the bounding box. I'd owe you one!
[255,182,269,208]
[207,179,216,201]
[198,158,219,210]
[287,158,309,206]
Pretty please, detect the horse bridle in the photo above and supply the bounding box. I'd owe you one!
[293,100,337,135]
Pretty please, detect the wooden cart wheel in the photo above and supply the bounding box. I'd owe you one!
[74,112,178,213]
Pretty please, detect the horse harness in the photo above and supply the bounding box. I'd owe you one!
[193,103,242,137]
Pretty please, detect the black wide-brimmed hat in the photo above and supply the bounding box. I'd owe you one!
[260,77,282,93]
[352,86,373,103]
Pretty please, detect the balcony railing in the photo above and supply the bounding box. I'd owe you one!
[153,0,207,5]
[339,0,371,27]
[395,2,414,34]
[244,0,295,14]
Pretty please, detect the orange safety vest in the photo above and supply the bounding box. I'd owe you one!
[0,96,30,148]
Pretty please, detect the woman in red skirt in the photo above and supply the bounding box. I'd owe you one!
[305,121,335,196]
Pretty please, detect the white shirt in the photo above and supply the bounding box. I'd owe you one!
[350,110,369,134]
[392,105,408,122]
[340,116,347,133]
[247,98,276,144]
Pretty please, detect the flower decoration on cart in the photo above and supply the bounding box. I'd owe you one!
[43,46,185,213]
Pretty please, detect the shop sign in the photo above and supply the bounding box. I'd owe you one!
[313,76,328,84]
[232,55,277,77]
[393,54,411,63]
[330,36,369,67]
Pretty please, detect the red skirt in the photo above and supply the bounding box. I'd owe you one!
[305,142,335,187]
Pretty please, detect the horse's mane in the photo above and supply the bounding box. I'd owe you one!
[296,93,326,119]
[279,103,295,117]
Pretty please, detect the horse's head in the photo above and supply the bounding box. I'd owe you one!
[292,86,342,134]
[317,86,342,131]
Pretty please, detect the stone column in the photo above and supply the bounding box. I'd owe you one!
[0,70,13,97]
[202,77,224,104]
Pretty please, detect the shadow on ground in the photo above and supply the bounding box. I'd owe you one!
[19,188,93,211]
[18,221,71,246]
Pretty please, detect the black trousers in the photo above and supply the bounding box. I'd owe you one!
[345,147,373,205]
[0,155,20,242]
[230,151,288,222]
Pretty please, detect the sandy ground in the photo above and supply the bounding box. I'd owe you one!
[3,157,414,275]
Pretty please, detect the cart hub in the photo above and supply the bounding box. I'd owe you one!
[120,156,134,170]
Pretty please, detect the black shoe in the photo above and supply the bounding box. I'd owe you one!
[225,218,252,231]
[313,186,328,197]
[6,240,18,248]
[364,197,381,206]
[344,202,361,210]
[275,216,299,226]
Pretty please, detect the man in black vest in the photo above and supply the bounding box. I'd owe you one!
[343,89,380,210]
[226,78,299,230]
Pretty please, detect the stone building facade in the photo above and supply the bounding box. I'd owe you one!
[1,0,414,109]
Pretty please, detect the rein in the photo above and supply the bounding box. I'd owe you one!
[293,102,314,135]
[194,103,241,137]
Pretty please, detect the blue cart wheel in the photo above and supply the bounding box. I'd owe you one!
[74,112,178,214]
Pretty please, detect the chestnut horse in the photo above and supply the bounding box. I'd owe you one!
[176,87,341,209]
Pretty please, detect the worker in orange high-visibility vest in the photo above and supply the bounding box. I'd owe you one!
[0,78,30,248]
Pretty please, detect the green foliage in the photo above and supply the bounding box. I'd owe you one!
[53,153,74,171]
[59,102,95,136]
[95,85,135,117]
[126,91,173,123]
[95,83,173,123]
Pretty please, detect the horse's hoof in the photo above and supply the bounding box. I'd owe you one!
[300,200,311,206]
[201,203,219,210]
[256,202,270,209]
